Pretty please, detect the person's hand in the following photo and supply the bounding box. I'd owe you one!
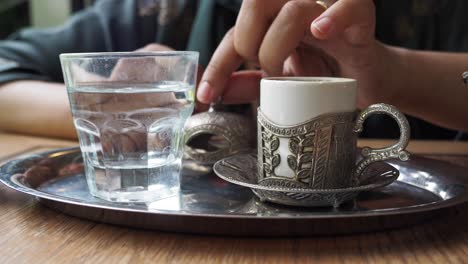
[198,0,394,109]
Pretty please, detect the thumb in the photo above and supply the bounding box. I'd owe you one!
[311,0,375,45]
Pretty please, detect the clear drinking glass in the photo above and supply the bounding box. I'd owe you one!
[60,52,198,203]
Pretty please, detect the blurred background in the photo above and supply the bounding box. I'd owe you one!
[0,0,95,38]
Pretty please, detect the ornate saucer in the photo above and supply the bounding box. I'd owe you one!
[213,153,400,208]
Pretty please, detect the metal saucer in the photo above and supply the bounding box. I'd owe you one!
[213,153,400,207]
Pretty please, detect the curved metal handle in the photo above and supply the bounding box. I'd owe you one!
[353,103,411,181]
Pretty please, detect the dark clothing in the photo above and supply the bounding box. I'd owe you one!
[369,0,468,139]
[0,0,238,84]
[0,0,466,139]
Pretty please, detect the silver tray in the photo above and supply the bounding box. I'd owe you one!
[1,147,467,236]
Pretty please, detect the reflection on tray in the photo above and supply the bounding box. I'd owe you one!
[0,147,466,217]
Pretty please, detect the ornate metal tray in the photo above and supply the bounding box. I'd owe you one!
[0,147,467,236]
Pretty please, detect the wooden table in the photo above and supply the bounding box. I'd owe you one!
[1,132,467,263]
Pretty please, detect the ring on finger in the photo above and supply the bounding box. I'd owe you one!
[315,0,336,10]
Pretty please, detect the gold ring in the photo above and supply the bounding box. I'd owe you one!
[315,0,334,10]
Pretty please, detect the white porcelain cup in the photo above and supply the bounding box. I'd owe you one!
[261,77,357,126]
[258,77,411,189]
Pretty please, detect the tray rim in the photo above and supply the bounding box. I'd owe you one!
[1,147,467,220]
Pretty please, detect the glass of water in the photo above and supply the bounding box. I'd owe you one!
[60,51,198,203]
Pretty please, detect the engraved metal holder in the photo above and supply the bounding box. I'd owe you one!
[257,103,411,191]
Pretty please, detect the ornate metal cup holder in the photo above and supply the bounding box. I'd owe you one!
[213,153,400,207]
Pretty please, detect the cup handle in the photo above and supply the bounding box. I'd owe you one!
[353,103,411,183]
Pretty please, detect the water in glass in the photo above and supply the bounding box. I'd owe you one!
[68,81,194,202]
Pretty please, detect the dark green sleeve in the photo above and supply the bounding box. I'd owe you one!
[0,0,154,84]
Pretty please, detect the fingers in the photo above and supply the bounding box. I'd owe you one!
[194,65,210,112]
[198,0,376,104]
[311,0,375,44]
[234,0,288,61]
[198,0,287,104]
[197,29,243,104]
[259,0,324,75]
[198,1,323,103]
[221,70,263,104]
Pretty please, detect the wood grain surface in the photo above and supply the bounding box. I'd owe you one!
[0,133,467,263]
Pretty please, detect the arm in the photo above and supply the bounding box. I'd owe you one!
[0,3,110,139]
[0,0,145,139]
[0,43,178,140]
[0,81,76,139]
[386,46,468,132]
